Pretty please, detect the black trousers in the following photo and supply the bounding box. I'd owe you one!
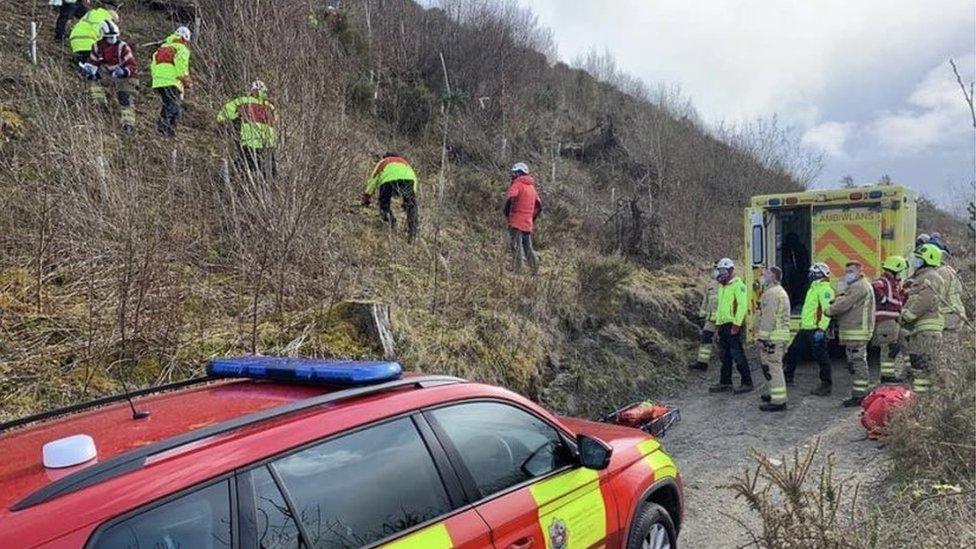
[237,146,276,179]
[378,180,418,240]
[717,324,752,386]
[156,87,182,137]
[784,329,832,385]
[55,2,87,41]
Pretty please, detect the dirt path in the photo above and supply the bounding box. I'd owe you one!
[661,356,892,548]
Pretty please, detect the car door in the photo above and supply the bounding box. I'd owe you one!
[236,415,491,549]
[424,401,614,549]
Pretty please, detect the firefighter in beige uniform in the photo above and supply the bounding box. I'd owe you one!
[757,267,791,412]
[826,261,876,407]
[690,266,720,371]
[932,243,967,350]
[901,244,947,394]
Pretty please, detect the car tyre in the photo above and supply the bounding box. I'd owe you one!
[626,501,677,549]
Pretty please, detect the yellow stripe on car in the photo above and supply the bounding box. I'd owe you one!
[638,439,677,481]
[530,468,606,548]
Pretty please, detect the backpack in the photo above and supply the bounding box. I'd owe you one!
[860,384,914,439]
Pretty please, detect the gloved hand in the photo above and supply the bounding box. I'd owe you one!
[79,63,98,79]
[813,329,826,344]
[112,67,128,79]
[360,193,372,206]
[730,324,741,336]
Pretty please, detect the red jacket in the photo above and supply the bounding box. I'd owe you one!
[89,39,137,77]
[504,175,542,233]
[872,273,905,322]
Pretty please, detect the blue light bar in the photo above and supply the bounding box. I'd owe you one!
[768,198,781,206]
[207,356,403,386]
[868,190,883,199]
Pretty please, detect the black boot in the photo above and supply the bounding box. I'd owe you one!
[708,383,733,393]
[880,375,902,384]
[733,384,754,394]
[688,361,708,371]
[760,402,787,412]
[810,383,832,397]
[760,394,771,403]
[841,396,863,408]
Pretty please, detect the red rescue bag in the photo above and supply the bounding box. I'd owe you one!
[618,401,670,426]
[860,384,914,439]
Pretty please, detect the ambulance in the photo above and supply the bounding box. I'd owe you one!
[743,185,918,338]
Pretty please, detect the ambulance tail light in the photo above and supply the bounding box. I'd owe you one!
[785,197,798,205]
[849,192,864,200]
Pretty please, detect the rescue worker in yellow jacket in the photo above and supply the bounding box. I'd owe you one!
[784,263,835,396]
[931,240,967,350]
[757,266,791,412]
[362,153,419,242]
[900,244,947,394]
[708,258,753,394]
[689,264,719,371]
[68,5,118,64]
[217,81,277,178]
[826,261,876,407]
[150,26,192,137]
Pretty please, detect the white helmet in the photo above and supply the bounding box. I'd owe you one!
[716,258,735,270]
[809,262,831,278]
[249,80,268,95]
[511,162,530,175]
[175,25,192,42]
[100,20,120,43]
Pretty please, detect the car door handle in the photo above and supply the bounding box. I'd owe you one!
[507,537,534,549]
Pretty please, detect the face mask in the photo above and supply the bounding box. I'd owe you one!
[844,272,859,284]
[911,256,925,269]
[716,270,731,283]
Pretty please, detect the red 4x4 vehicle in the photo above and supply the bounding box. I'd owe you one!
[0,358,682,549]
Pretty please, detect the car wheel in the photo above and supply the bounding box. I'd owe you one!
[626,502,677,549]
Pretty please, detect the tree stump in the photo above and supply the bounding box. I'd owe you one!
[331,300,396,360]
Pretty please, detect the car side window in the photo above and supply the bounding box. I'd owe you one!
[91,479,232,549]
[240,466,302,549]
[426,402,574,498]
[270,417,453,548]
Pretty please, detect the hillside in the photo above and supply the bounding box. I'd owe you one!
[0,0,810,420]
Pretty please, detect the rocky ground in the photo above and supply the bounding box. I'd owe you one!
[662,354,892,548]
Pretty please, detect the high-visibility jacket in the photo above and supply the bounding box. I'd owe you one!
[68,8,114,54]
[800,279,834,331]
[364,156,418,195]
[217,94,277,149]
[150,34,191,91]
[872,273,905,323]
[699,282,719,323]
[826,275,875,343]
[936,264,967,330]
[715,276,748,327]
[901,266,946,333]
[757,283,791,342]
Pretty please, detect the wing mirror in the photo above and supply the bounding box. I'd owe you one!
[576,434,612,470]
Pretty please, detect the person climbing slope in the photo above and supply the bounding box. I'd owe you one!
[151,26,192,138]
[503,162,542,275]
[362,152,420,242]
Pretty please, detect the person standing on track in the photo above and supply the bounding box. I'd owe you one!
[708,258,753,394]
[827,261,876,407]
[689,264,719,371]
[872,256,907,382]
[900,244,947,394]
[757,266,791,412]
[784,263,835,396]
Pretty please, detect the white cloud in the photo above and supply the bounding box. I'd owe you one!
[871,53,975,154]
[801,121,856,158]
[520,0,975,126]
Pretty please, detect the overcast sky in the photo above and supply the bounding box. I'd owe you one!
[518,0,976,209]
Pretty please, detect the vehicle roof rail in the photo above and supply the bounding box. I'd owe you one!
[10,374,465,511]
[0,376,217,434]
